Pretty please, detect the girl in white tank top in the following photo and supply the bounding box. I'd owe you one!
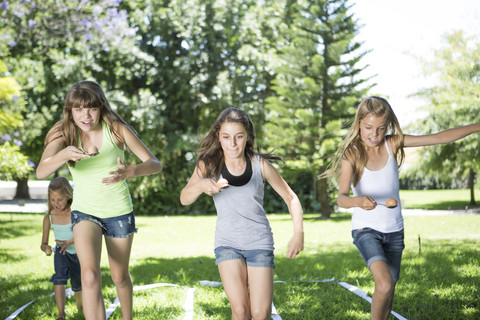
[321,96,480,320]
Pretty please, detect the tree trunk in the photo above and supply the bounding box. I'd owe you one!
[317,178,331,219]
[14,177,30,200]
[469,168,476,205]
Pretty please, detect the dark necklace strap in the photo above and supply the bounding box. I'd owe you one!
[221,157,252,187]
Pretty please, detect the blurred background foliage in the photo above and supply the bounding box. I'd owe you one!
[1,0,478,215]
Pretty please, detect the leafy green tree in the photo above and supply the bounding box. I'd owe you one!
[120,0,290,214]
[264,0,370,218]
[413,31,480,205]
[0,0,136,196]
[0,60,32,182]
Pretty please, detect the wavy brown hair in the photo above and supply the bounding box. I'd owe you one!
[197,107,282,179]
[47,177,73,214]
[320,96,405,186]
[44,80,130,167]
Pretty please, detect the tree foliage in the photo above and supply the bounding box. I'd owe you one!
[264,0,371,217]
[0,60,32,180]
[413,31,480,204]
[0,0,373,215]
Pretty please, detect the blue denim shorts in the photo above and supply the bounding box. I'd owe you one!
[50,250,82,291]
[71,211,137,238]
[214,246,275,268]
[352,228,405,282]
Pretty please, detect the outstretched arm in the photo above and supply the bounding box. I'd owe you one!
[404,122,480,148]
[262,159,304,259]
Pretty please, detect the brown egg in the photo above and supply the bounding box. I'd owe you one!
[216,178,229,189]
[385,198,398,208]
[87,146,98,154]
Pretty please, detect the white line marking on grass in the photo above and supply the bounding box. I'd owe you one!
[338,282,408,320]
[271,302,282,320]
[184,288,195,320]
[104,283,194,320]
[105,297,120,319]
[5,299,37,319]
[5,288,75,319]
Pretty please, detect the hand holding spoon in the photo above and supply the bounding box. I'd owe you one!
[377,198,398,208]
[217,178,230,191]
[86,146,99,157]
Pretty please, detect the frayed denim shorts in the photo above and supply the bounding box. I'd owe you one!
[352,228,405,282]
[50,250,82,291]
[214,246,275,268]
[71,210,137,238]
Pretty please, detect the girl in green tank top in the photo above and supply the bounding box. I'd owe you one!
[37,81,162,320]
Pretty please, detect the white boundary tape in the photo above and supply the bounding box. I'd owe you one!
[105,283,194,320]
[6,279,408,320]
[338,282,408,320]
[200,278,408,320]
[199,280,282,320]
[271,302,282,320]
[5,288,74,320]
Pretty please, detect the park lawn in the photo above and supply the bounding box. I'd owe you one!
[400,189,480,210]
[0,211,479,320]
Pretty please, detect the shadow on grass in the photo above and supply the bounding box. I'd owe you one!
[126,249,374,319]
[3,239,479,319]
[0,214,40,239]
[398,239,480,319]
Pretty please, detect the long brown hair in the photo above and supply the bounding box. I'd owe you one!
[47,177,73,214]
[44,80,130,167]
[197,107,281,178]
[321,96,405,186]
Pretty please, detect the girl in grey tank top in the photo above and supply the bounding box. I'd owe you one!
[180,107,304,320]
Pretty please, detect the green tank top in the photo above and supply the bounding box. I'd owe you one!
[69,121,133,218]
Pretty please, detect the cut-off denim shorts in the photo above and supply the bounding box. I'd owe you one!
[71,210,137,238]
[50,249,82,291]
[352,228,405,282]
[214,246,275,268]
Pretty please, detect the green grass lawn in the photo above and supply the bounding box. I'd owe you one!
[1,191,479,319]
[400,189,480,210]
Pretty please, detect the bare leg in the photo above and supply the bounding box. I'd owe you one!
[105,235,134,320]
[218,260,250,320]
[247,267,273,320]
[369,260,396,320]
[74,290,83,313]
[73,220,105,320]
[54,284,66,319]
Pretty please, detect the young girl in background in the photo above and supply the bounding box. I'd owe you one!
[41,176,82,320]
[37,80,162,320]
[322,96,480,320]
[180,107,304,320]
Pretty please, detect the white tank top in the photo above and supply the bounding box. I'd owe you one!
[351,139,403,233]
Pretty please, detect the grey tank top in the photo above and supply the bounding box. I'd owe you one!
[213,155,274,251]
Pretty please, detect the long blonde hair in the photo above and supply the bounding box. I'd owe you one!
[321,96,405,186]
[47,177,73,214]
[44,80,130,167]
